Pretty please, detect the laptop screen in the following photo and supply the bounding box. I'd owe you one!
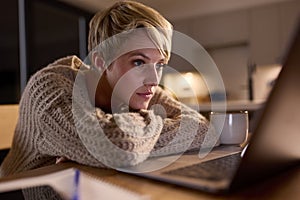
[231,20,300,190]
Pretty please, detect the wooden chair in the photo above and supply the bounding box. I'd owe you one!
[0,104,18,150]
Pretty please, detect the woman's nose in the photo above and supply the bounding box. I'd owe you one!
[143,64,160,86]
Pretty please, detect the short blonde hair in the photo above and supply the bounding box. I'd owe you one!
[88,0,173,64]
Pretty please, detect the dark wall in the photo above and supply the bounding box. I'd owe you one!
[0,0,93,104]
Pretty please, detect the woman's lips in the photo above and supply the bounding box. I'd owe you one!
[136,91,153,99]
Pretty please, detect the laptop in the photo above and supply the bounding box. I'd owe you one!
[118,21,300,193]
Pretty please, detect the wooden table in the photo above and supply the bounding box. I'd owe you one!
[84,165,300,200]
[1,162,299,200]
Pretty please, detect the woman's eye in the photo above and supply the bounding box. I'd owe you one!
[155,63,167,69]
[133,60,145,67]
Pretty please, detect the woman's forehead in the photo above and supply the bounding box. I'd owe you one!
[123,48,166,61]
[120,30,157,54]
[101,28,169,64]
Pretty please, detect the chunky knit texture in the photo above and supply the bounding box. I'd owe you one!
[0,56,218,177]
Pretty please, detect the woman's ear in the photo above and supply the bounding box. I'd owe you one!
[92,51,105,71]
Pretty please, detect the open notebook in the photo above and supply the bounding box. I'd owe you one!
[0,164,148,200]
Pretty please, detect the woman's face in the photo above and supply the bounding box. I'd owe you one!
[106,48,166,110]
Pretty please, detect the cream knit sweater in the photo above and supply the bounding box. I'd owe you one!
[0,56,218,177]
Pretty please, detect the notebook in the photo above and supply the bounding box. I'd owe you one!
[0,165,148,200]
[118,20,300,193]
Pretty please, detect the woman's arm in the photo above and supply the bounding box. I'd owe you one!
[33,66,163,168]
[148,87,219,157]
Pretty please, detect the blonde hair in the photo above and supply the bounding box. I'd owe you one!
[88,0,173,64]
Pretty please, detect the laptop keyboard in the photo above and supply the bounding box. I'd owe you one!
[164,153,242,181]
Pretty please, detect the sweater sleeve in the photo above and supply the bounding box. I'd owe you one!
[148,87,219,157]
[33,66,163,169]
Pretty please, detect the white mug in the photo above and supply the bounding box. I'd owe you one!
[210,111,249,145]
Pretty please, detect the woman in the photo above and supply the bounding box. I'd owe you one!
[0,0,218,177]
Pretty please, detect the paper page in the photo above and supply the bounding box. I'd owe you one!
[79,171,149,200]
[0,166,148,200]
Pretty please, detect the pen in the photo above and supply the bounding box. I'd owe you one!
[72,169,80,200]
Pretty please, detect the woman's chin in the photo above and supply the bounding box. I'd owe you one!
[130,101,150,110]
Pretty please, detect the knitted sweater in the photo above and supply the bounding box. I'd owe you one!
[0,56,218,177]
